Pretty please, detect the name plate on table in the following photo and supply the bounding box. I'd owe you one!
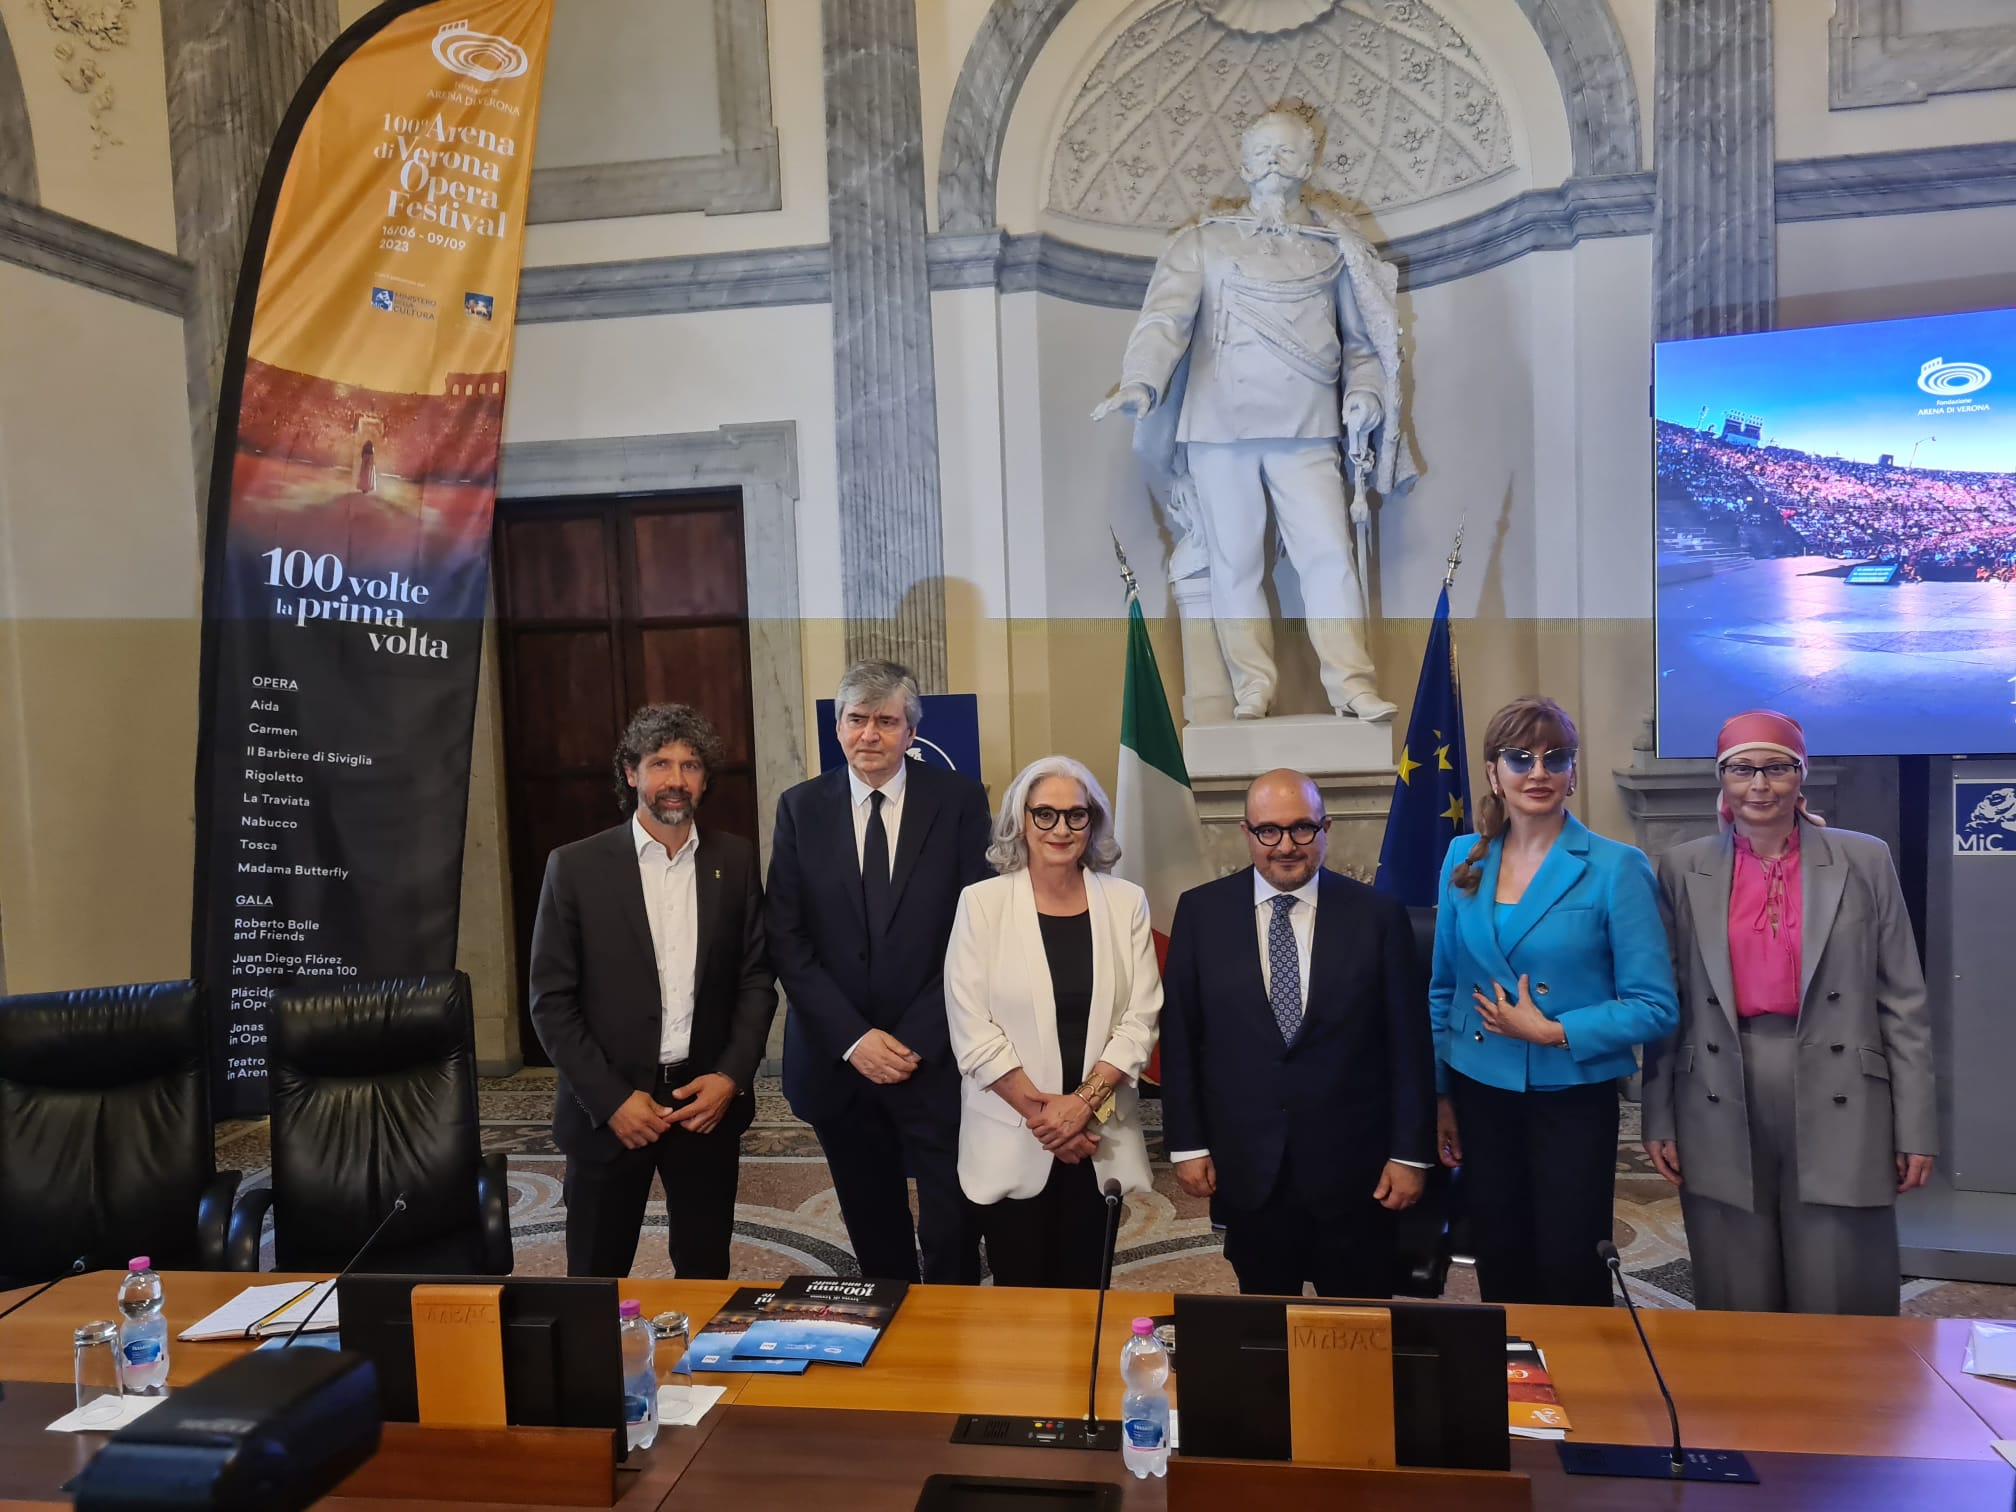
[1286,1303,1394,1468]
[412,1283,507,1427]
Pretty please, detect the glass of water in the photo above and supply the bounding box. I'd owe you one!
[651,1311,692,1424]
[74,1320,125,1426]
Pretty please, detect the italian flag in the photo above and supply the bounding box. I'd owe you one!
[1113,580,1208,1084]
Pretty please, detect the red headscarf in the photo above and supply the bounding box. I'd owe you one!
[1715,709,1822,828]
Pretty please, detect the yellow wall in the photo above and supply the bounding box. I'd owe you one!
[0,261,199,992]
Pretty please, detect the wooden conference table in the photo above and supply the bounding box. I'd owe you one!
[1,1271,2014,1509]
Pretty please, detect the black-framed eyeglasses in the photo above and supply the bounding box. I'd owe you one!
[1720,760,1801,782]
[1243,819,1329,847]
[1498,747,1576,777]
[1028,805,1092,832]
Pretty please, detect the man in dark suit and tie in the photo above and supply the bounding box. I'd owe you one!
[766,662,993,1282]
[1158,768,1435,1297]
[529,703,777,1279]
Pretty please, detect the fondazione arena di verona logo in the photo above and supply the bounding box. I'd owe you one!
[431,20,530,83]
[1918,357,1993,398]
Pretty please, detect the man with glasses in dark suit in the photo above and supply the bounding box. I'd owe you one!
[767,662,993,1283]
[1158,768,1435,1297]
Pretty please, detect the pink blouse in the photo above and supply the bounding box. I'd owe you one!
[1728,829,1802,1019]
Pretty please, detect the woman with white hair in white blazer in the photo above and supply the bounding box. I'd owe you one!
[944,755,1162,1288]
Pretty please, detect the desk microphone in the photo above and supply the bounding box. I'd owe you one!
[1555,1239,1758,1486]
[0,1254,87,1324]
[282,1195,406,1347]
[948,1174,1126,1453]
[1081,1178,1126,1439]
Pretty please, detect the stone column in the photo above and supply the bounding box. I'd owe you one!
[1652,0,1775,340]
[160,0,339,533]
[823,0,947,688]
[1623,2,1781,840]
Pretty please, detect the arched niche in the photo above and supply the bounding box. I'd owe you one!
[938,0,1638,235]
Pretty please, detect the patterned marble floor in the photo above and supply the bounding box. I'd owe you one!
[213,1070,2016,1318]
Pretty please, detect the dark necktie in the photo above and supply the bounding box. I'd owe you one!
[862,789,893,937]
[1268,894,1302,1047]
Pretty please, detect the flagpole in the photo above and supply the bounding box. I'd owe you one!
[1111,529,1139,600]
[1443,515,1466,589]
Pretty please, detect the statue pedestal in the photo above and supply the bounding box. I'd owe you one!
[1184,715,1398,879]
[1184,713,1392,780]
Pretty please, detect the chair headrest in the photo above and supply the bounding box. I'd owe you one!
[271,973,473,1078]
[0,981,203,1089]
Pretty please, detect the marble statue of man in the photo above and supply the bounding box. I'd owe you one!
[1094,108,1417,723]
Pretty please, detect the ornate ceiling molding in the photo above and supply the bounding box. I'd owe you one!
[38,0,136,155]
[1045,0,1514,229]
[1196,0,1339,33]
[937,0,1643,233]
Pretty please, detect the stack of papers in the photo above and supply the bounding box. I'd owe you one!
[1963,1322,2016,1381]
[179,1281,338,1341]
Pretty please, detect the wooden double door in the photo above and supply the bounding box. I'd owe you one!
[493,490,757,1064]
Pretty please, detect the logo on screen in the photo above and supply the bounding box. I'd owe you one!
[1919,358,1993,397]
[1954,781,2016,854]
[432,20,529,82]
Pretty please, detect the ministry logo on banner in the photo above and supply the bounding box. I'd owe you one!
[1954,779,2016,854]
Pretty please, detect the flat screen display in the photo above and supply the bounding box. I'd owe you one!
[1655,306,2016,756]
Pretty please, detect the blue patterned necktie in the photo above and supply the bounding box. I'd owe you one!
[1268,893,1302,1047]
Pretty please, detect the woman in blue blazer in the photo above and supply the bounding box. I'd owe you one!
[1430,697,1679,1306]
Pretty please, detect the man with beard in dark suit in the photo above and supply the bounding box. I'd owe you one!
[530,703,776,1278]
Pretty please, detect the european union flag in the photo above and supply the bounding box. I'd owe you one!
[1375,585,1471,906]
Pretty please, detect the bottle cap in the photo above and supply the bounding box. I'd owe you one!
[619,1299,641,1318]
[128,1257,150,1271]
[1132,1317,1155,1335]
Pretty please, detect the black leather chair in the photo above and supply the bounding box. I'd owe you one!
[228,972,510,1274]
[0,981,238,1286]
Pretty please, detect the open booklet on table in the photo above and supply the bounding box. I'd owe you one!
[178,1281,337,1341]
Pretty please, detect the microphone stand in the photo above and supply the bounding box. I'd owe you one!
[1079,1179,1125,1448]
[282,1194,406,1346]
[949,1176,1125,1452]
[0,1256,87,1325]
[1556,1241,1758,1485]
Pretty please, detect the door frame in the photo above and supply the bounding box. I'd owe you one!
[489,424,808,1067]
[496,422,808,868]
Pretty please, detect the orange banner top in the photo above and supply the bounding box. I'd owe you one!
[250,0,553,394]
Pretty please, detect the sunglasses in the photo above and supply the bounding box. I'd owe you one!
[1498,747,1576,777]
[1028,805,1092,832]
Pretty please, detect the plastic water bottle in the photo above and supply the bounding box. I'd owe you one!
[619,1300,658,1450]
[1119,1316,1170,1478]
[116,1257,170,1396]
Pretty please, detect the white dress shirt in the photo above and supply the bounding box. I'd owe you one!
[1169,869,1429,1169]
[632,811,699,1065]
[847,757,908,874]
[841,760,908,1064]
